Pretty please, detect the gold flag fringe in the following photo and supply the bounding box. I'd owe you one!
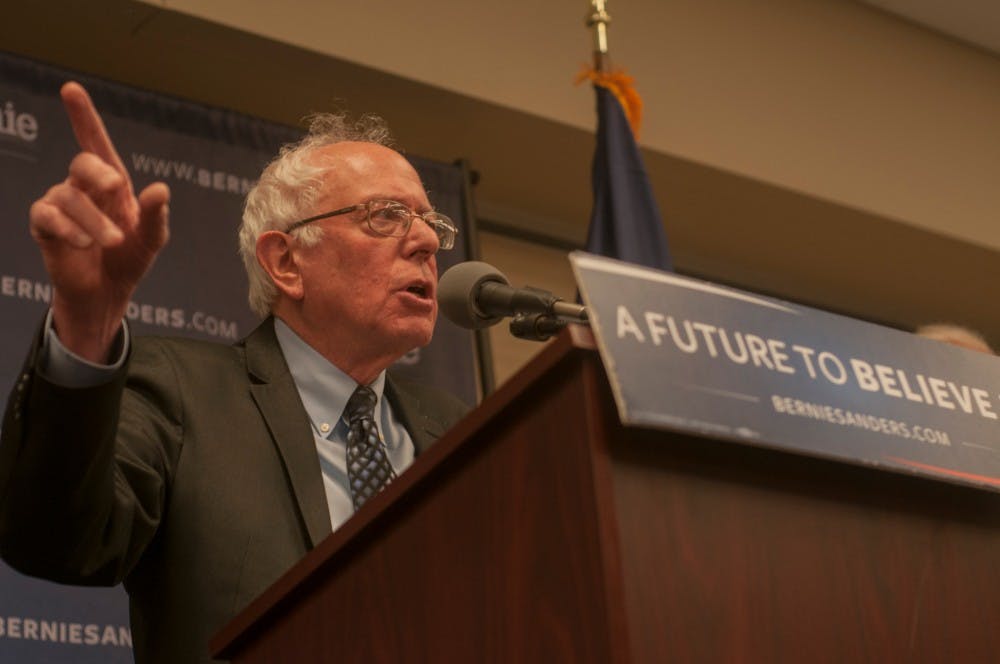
[575,66,644,136]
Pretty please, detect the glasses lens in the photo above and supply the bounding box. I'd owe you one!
[367,201,411,236]
[426,214,457,250]
[366,201,457,250]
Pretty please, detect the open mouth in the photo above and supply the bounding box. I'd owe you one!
[404,283,430,298]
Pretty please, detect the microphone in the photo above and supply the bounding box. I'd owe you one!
[437,261,588,334]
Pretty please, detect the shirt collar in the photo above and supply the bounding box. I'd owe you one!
[273,317,387,438]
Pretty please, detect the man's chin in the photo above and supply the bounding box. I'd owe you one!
[387,322,434,355]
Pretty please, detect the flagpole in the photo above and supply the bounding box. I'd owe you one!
[586,0,611,73]
[580,0,674,271]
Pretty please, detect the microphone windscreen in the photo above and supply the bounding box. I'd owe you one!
[437,261,509,329]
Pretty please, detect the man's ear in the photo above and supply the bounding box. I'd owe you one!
[256,231,304,301]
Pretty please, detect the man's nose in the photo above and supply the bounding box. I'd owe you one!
[407,215,442,255]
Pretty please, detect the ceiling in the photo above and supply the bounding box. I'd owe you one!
[858,0,1000,55]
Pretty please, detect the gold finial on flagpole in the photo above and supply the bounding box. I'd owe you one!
[578,0,642,134]
[586,0,611,73]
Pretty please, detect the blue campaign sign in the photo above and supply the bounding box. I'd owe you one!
[571,253,1000,491]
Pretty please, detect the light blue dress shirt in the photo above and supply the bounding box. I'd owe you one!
[272,318,415,530]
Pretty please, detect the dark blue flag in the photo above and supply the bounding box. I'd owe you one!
[585,84,673,271]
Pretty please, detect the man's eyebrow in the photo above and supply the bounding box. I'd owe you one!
[370,194,436,212]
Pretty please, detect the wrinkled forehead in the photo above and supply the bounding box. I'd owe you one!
[308,142,427,207]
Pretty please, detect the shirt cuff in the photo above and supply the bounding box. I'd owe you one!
[39,310,130,388]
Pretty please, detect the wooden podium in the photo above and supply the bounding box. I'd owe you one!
[211,326,1000,662]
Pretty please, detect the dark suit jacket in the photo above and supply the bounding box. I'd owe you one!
[0,318,468,663]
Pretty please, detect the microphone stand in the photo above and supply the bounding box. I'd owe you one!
[507,289,590,341]
[509,313,568,342]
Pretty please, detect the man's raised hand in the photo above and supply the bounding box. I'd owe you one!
[28,82,170,362]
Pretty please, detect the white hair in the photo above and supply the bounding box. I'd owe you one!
[238,112,395,317]
[915,323,995,355]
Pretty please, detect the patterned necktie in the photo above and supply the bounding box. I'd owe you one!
[344,385,397,510]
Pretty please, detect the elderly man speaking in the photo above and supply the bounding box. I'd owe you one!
[0,82,468,663]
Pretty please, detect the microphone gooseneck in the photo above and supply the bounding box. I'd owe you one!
[437,261,589,340]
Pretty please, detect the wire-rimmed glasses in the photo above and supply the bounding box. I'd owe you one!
[285,199,458,250]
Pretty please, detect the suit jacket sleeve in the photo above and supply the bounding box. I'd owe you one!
[0,321,182,586]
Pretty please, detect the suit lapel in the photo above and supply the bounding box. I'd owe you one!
[385,374,450,455]
[243,319,332,548]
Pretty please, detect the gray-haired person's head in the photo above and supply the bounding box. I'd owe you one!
[238,113,395,318]
[916,323,995,355]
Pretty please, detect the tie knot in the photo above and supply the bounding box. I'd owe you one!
[345,385,377,425]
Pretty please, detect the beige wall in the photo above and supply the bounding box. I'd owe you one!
[144,0,1000,253]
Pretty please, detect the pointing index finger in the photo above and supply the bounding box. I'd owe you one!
[60,82,129,177]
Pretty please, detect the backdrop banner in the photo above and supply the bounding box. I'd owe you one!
[0,51,478,662]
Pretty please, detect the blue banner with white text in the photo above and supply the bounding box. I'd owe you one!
[573,252,1000,492]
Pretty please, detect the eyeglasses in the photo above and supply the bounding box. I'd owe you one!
[285,199,458,251]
